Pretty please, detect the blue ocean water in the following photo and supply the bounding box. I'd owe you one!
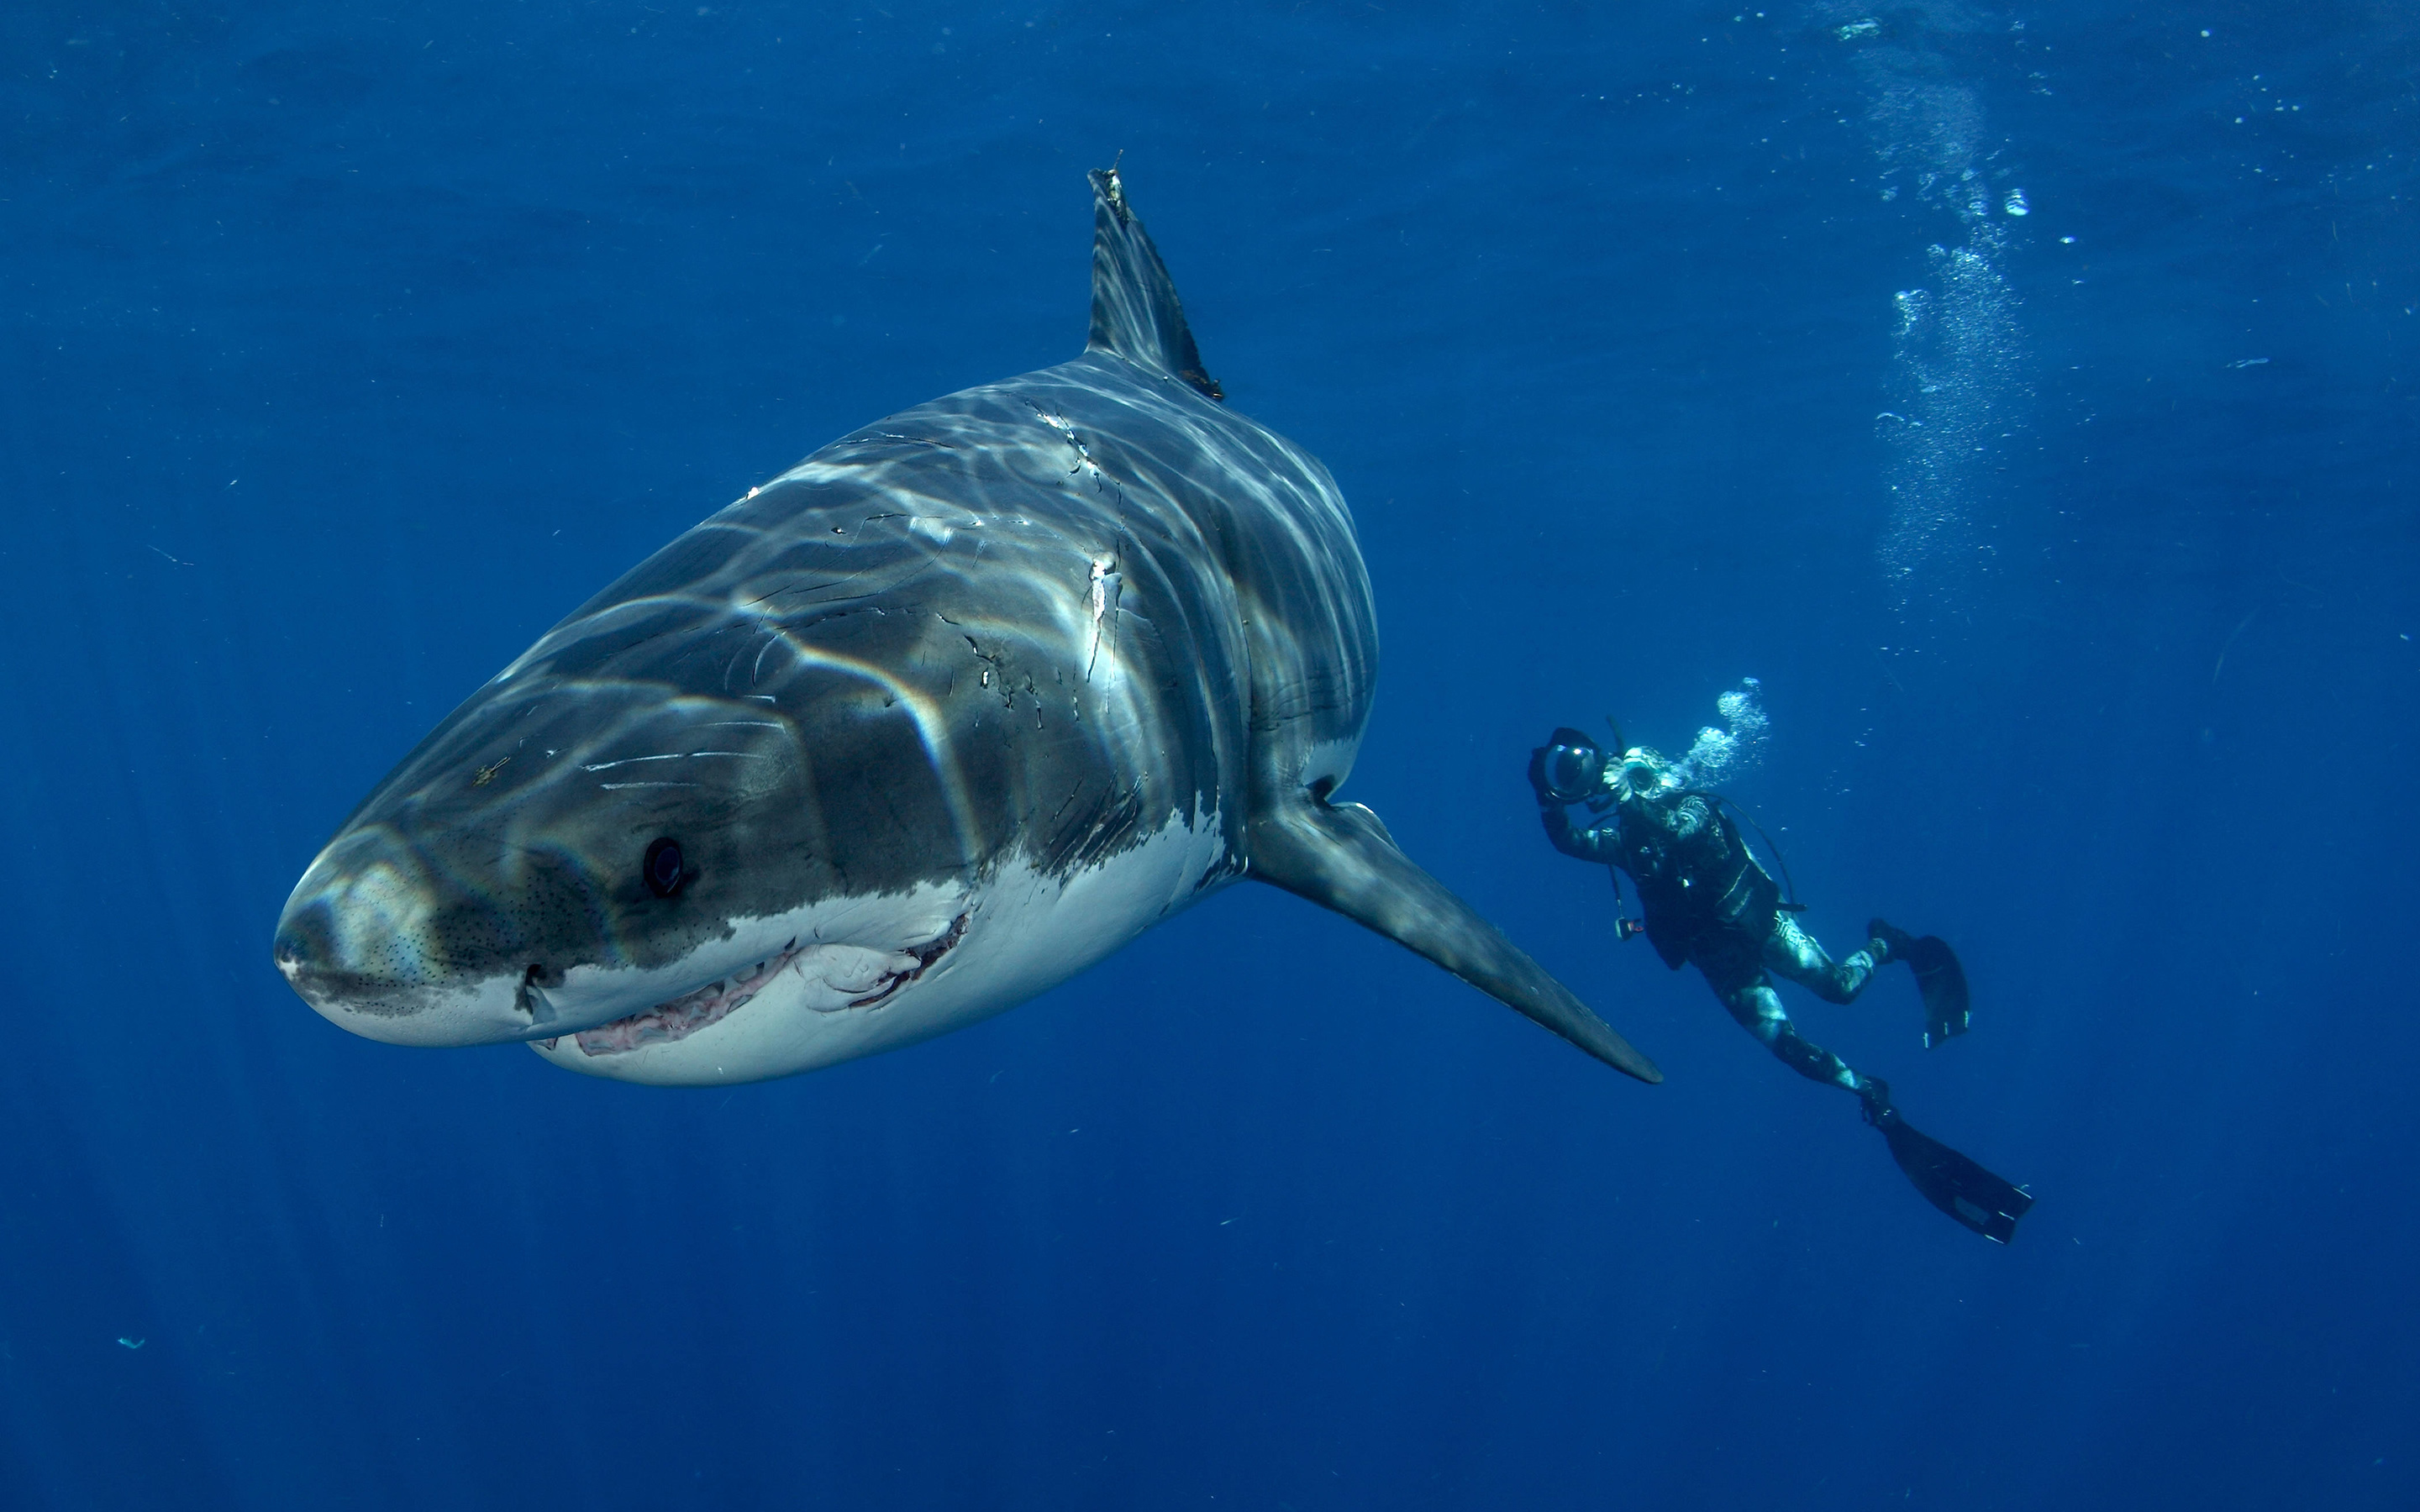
[3,1,2415,1505]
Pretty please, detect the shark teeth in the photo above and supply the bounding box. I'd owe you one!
[548,911,974,1058]
[568,943,804,1057]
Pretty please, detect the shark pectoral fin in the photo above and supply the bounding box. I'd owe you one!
[1247,798,1662,1084]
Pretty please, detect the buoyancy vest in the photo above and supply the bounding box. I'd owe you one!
[1615,792,1781,970]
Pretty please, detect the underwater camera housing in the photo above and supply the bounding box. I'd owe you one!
[1536,727,1607,804]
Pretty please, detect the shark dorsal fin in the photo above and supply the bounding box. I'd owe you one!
[1085,167,1223,402]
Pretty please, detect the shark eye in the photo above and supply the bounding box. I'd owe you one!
[642,837,687,899]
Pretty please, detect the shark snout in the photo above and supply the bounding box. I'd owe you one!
[271,828,560,1047]
[272,904,476,1044]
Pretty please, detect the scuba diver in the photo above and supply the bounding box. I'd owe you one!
[1527,714,2032,1243]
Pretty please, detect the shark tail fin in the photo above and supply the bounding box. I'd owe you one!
[1248,795,1662,1084]
[1086,166,1223,402]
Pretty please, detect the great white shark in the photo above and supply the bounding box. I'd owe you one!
[272,169,1660,1089]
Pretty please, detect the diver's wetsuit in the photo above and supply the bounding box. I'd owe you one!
[1539,787,1890,1100]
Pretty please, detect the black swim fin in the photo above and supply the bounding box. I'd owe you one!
[1907,936,1970,1048]
[1866,1101,2033,1243]
[1871,919,1970,1048]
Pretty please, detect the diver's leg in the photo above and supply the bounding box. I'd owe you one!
[1705,938,2029,1241]
[1763,913,1885,1005]
[1708,965,1879,1101]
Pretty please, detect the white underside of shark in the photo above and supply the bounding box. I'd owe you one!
[533,801,1230,1084]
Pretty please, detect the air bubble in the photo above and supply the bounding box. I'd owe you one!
[1670,680,1768,789]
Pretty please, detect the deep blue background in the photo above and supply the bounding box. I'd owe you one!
[3,2,2416,1507]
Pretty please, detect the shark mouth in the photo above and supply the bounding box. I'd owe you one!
[554,913,970,1058]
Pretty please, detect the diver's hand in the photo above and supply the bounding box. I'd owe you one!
[1526,746,1563,806]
